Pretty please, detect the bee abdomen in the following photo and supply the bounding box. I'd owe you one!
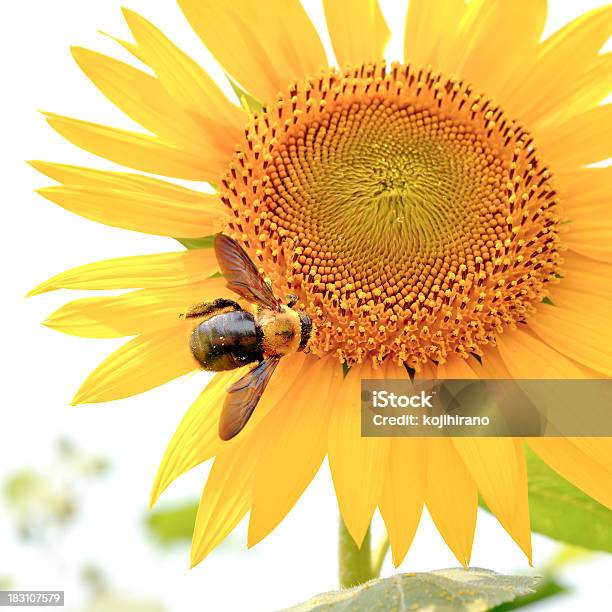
[190,310,262,371]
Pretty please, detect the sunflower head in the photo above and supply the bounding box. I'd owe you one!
[222,61,563,369]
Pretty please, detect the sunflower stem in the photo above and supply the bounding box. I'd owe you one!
[338,516,375,588]
[372,534,390,578]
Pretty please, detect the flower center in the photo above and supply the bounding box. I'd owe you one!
[220,62,562,369]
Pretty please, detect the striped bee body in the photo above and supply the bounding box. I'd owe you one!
[190,309,262,371]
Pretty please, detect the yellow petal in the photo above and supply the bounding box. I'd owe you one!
[152,352,308,507]
[453,439,532,561]
[372,359,409,380]
[248,356,341,546]
[558,168,612,263]
[30,160,213,201]
[437,355,478,379]
[30,160,223,236]
[404,0,467,74]
[177,0,327,103]
[100,30,147,63]
[547,286,611,325]
[558,250,612,299]
[570,438,612,474]
[436,352,509,380]
[190,433,260,567]
[558,166,612,198]
[323,0,389,66]
[567,228,612,265]
[150,368,246,507]
[501,5,612,124]
[72,324,197,404]
[36,184,224,238]
[43,279,227,338]
[496,327,589,378]
[527,438,612,509]
[426,438,478,567]
[328,362,390,547]
[528,305,612,377]
[471,346,512,379]
[416,360,438,379]
[122,9,246,152]
[28,249,218,296]
[44,113,219,181]
[452,0,546,98]
[71,46,207,152]
[379,438,426,567]
[539,104,612,171]
[532,53,612,130]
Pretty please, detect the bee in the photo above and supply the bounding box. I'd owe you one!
[183,234,313,440]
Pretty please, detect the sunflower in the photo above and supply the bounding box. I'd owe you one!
[30,0,612,569]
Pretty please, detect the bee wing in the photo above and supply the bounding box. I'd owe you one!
[219,357,280,441]
[214,233,281,311]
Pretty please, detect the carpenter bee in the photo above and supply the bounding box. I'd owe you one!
[183,234,313,440]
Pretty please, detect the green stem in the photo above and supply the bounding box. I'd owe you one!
[338,517,375,588]
[372,534,390,578]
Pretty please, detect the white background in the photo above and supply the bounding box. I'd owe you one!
[1,1,611,610]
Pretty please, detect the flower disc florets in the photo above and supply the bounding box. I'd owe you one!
[220,62,563,369]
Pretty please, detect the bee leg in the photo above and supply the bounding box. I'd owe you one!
[181,298,242,320]
[286,293,298,308]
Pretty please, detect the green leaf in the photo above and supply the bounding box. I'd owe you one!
[491,578,566,610]
[227,76,263,114]
[284,568,539,612]
[175,235,215,250]
[524,445,612,552]
[145,502,198,545]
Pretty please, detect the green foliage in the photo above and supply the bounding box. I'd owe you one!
[491,544,593,610]
[4,470,47,504]
[175,235,215,250]
[491,578,566,611]
[3,469,76,541]
[57,438,110,476]
[478,446,612,552]
[0,576,13,590]
[145,501,198,546]
[525,446,612,552]
[338,519,374,588]
[3,440,108,540]
[285,568,539,612]
[227,77,263,114]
